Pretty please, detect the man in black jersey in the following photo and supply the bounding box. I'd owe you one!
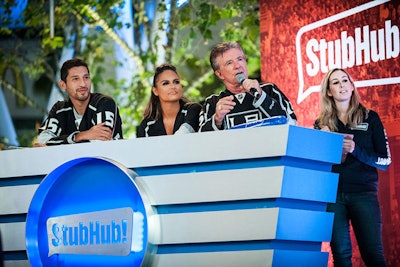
[34,58,123,146]
[199,41,297,131]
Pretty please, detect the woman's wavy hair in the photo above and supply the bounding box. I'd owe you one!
[317,68,367,131]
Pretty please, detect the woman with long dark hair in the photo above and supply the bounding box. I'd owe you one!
[137,63,201,137]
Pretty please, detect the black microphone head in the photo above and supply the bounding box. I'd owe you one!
[235,73,246,84]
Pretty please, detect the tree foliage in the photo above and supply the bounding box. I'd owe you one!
[0,0,260,143]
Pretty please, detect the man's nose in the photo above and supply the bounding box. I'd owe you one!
[80,78,87,86]
[232,60,240,68]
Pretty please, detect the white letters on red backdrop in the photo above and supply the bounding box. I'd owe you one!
[260,0,400,266]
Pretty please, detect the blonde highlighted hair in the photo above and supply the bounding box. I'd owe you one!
[317,68,368,131]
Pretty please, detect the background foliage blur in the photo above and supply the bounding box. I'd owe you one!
[0,0,260,146]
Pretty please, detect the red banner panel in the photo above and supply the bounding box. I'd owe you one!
[260,0,400,266]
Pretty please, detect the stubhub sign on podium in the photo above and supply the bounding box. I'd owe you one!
[0,124,343,266]
[25,158,156,266]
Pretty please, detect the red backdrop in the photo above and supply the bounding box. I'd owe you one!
[260,0,400,266]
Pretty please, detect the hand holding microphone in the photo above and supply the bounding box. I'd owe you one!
[235,73,261,99]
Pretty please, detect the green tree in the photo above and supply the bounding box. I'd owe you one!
[0,0,260,143]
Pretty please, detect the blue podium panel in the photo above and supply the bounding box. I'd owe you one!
[272,250,329,267]
[286,125,344,164]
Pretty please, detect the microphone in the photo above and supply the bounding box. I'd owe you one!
[235,73,260,99]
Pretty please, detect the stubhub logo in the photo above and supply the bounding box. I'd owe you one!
[46,207,144,257]
[295,0,400,103]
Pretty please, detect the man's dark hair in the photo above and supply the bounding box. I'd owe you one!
[60,58,89,82]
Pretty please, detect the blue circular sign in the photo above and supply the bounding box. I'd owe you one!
[26,157,156,267]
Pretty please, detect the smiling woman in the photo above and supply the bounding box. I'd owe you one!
[314,68,391,267]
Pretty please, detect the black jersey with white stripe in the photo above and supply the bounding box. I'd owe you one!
[199,83,297,131]
[136,102,202,137]
[314,109,391,193]
[38,93,123,145]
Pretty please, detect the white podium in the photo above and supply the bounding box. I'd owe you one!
[0,125,343,267]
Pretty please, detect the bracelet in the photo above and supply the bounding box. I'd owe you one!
[71,132,78,143]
